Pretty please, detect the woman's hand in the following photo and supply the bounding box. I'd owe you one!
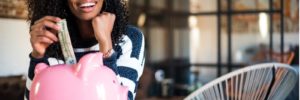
[92,12,116,55]
[30,16,61,59]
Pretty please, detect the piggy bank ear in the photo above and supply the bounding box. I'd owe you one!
[35,63,49,75]
[78,52,103,67]
[75,52,103,80]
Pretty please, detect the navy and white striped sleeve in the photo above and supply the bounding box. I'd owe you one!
[115,26,145,100]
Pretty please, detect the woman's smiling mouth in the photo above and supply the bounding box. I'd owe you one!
[79,2,97,13]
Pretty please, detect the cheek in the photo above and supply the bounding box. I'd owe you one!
[96,1,104,12]
[68,1,77,12]
[69,6,80,19]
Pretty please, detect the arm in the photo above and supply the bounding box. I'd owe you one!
[103,26,145,100]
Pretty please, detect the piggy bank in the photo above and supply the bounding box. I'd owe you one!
[30,52,128,100]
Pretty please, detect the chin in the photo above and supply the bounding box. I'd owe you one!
[77,13,98,21]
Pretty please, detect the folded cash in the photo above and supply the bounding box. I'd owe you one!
[57,19,77,64]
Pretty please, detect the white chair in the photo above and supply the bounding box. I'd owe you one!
[185,63,298,100]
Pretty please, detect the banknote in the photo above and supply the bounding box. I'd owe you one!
[57,19,77,64]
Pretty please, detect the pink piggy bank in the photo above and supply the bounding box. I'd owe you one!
[30,52,128,100]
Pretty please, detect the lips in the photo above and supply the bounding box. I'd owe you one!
[79,2,97,13]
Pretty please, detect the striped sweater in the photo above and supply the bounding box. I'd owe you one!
[24,26,145,100]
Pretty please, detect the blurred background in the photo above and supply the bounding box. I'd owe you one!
[0,0,298,100]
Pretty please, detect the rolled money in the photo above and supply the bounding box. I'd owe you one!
[57,19,77,64]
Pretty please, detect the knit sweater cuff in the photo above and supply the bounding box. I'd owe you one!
[29,53,48,63]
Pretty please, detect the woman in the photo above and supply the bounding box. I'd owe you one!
[25,0,145,100]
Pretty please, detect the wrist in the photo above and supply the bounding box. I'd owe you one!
[102,49,114,58]
[96,37,111,45]
[99,45,113,57]
[31,51,44,59]
[98,40,112,51]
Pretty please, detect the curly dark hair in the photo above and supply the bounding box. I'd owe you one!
[27,0,128,59]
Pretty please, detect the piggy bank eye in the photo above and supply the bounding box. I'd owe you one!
[113,80,116,84]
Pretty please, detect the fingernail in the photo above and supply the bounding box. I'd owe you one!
[56,17,61,21]
[56,26,60,30]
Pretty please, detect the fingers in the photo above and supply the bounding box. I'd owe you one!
[31,20,60,32]
[32,29,58,41]
[31,31,57,43]
[31,16,61,32]
[95,12,115,27]
[109,13,116,26]
[30,16,60,42]
[37,36,54,44]
[92,12,115,29]
[42,30,59,42]
[30,35,53,58]
[101,12,116,21]
[98,12,115,19]
[42,20,60,31]
[34,16,61,24]
[29,16,61,58]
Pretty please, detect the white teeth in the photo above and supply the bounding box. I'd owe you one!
[80,2,95,7]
